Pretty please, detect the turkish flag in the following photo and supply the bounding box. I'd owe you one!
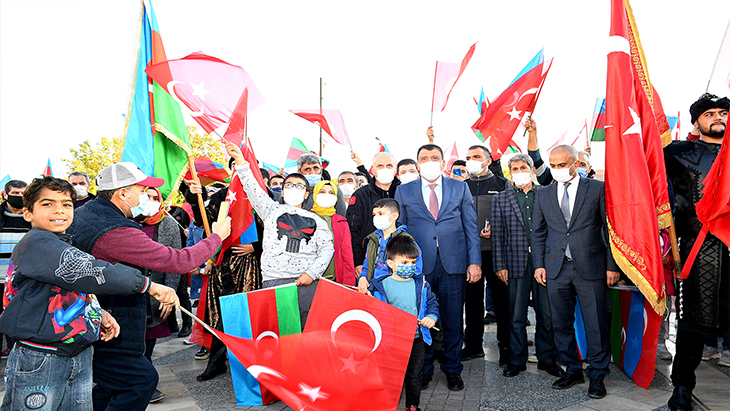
[145,52,265,134]
[471,61,550,160]
[604,0,670,317]
[431,43,476,112]
[290,110,350,146]
[680,126,730,278]
[223,88,248,147]
[444,141,459,175]
[209,279,417,411]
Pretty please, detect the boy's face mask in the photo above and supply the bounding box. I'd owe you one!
[372,211,396,231]
[387,259,417,279]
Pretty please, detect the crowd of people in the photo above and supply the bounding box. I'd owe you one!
[0,93,727,411]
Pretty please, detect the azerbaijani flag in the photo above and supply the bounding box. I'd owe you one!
[119,0,191,201]
[262,162,280,177]
[183,155,230,186]
[590,98,606,142]
[284,137,309,169]
[509,48,544,86]
[42,159,53,177]
[609,287,662,388]
[0,175,10,191]
[219,284,304,406]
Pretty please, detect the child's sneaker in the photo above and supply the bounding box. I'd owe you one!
[657,342,673,360]
[718,350,730,367]
[701,345,720,360]
[195,347,209,360]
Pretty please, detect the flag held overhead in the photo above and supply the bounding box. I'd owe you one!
[289,110,351,146]
[431,43,477,113]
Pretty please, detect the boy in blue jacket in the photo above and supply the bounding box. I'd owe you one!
[0,177,177,411]
[368,235,438,411]
[357,198,422,294]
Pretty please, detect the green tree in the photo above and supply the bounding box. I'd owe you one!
[62,126,226,198]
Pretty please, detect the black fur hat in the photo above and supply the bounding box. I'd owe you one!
[690,93,730,124]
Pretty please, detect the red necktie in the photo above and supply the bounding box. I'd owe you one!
[428,184,439,219]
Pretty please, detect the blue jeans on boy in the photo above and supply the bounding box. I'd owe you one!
[2,344,93,411]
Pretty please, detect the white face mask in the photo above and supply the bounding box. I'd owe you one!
[142,201,161,217]
[419,161,443,181]
[73,185,89,198]
[283,188,306,206]
[339,183,356,197]
[373,214,394,231]
[315,193,337,209]
[465,160,486,176]
[399,172,419,185]
[375,168,395,185]
[550,166,576,183]
[511,172,533,187]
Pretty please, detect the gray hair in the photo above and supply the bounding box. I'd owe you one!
[551,145,579,162]
[372,152,396,165]
[68,171,90,184]
[578,151,591,166]
[507,154,534,170]
[296,153,321,171]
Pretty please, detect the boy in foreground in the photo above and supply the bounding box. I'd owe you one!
[0,177,177,411]
[368,236,438,411]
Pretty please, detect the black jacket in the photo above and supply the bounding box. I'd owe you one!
[67,197,149,355]
[466,172,509,251]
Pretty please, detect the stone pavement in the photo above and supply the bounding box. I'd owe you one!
[2,312,729,410]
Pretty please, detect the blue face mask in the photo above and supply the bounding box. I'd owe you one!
[393,264,417,279]
[124,190,149,217]
[305,174,322,186]
[271,186,282,194]
[576,167,588,178]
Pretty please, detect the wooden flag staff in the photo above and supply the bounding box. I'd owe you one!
[187,154,212,237]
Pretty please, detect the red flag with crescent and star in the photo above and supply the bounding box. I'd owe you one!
[604,0,670,316]
[144,52,264,134]
[203,279,416,410]
[471,60,551,160]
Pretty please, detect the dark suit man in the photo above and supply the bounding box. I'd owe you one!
[532,145,619,399]
[395,144,482,391]
[492,154,562,379]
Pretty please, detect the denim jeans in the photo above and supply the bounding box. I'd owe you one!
[2,344,93,411]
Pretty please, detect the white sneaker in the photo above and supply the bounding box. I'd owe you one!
[701,345,720,360]
[718,350,730,367]
[657,343,673,361]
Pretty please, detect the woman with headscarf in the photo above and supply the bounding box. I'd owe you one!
[139,187,182,403]
[311,180,356,285]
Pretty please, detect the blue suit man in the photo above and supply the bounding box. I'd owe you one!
[395,144,482,391]
[532,145,619,399]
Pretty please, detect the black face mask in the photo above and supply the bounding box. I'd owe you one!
[5,195,24,209]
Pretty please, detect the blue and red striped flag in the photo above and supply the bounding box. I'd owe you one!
[42,159,53,177]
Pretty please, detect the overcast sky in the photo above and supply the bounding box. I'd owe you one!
[1,0,728,183]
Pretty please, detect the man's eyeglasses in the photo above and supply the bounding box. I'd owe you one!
[284,182,306,190]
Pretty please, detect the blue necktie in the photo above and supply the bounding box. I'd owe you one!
[561,182,572,258]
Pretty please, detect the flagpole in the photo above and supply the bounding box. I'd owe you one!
[706,19,730,92]
[667,213,683,277]
[186,154,212,237]
[319,77,323,157]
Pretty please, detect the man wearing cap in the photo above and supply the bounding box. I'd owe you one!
[67,162,231,410]
[664,94,729,411]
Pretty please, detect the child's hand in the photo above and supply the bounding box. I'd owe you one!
[420,317,436,329]
[295,273,314,286]
[99,309,120,341]
[357,277,370,295]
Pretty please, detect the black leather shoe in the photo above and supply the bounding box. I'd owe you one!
[446,373,464,391]
[503,364,527,377]
[668,386,693,411]
[420,373,432,390]
[588,377,606,399]
[552,373,584,389]
[537,362,566,378]
[178,325,192,338]
[461,346,485,361]
[196,365,227,381]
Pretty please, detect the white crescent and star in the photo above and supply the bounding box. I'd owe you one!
[623,106,643,140]
[339,353,361,373]
[166,80,206,117]
[330,309,382,354]
[247,365,285,380]
[607,35,631,56]
[507,107,522,121]
[255,331,280,350]
[191,81,211,101]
